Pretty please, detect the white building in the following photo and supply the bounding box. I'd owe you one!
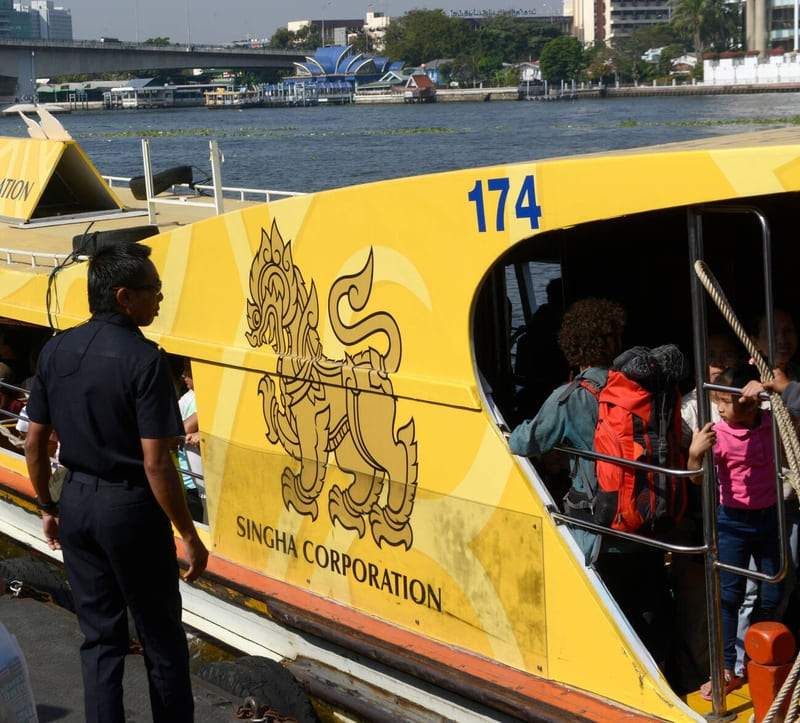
[288,11,390,51]
[364,11,389,52]
[572,0,671,46]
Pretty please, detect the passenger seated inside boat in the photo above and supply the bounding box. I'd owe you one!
[0,362,24,417]
[168,354,205,523]
[513,278,567,415]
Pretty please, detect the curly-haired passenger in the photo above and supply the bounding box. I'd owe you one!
[556,297,627,369]
[509,296,626,565]
[509,297,672,669]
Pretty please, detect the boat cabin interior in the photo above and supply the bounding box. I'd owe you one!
[473,188,800,704]
[476,190,800,432]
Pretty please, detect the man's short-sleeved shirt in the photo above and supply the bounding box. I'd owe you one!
[27,311,183,482]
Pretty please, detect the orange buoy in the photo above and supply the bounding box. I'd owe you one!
[745,622,796,722]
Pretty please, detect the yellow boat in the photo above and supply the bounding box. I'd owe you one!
[1,108,799,721]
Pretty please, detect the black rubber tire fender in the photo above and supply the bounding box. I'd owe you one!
[196,656,320,722]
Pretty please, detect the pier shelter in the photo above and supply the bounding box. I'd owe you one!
[283,45,403,101]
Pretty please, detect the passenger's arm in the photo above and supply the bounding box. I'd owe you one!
[508,388,566,458]
[23,420,60,551]
[141,437,208,582]
[183,412,198,435]
[687,421,716,485]
[778,378,800,419]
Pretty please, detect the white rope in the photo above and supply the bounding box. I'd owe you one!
[694,260,800,494]
[694,259,800,722]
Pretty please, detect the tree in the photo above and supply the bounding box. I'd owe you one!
[293,23,322,50]
[268,24,321,50]
[477,55,503,85]
[351,30,370,54]
[524,22,563,60]
[538,36,586,82]
[670,0,708,54]
[669,0,737,54]
[584,43,618,85]
[383,9,472,65]
[270,28,293,49]
[478,13,525,63]
[143,37,171,46]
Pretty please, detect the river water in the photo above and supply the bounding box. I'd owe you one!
[1,93,799,192]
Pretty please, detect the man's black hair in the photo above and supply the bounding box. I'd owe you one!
[88,243,152,314]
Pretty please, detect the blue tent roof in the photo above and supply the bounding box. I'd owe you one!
[290,45,406,86]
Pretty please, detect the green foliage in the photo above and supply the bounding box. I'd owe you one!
[268,23,321,50]
[294,23,322,49]
[478,13,525,62]
[584,43,617,85]
[384,9,472,65]
[525,22,562,59]
[269,28,293,49]
[384,9,565,70]
[669,0,740,54]
[350,30,370,54]
[539,36,586,82]
[143,37,171,46]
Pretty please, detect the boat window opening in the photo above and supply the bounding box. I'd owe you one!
[0,325,209,528]
[474,195,800,709]
[165,352,207,525]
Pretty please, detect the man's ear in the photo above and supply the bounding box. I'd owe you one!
[115,286,131,309]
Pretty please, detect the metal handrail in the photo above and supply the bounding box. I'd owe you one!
[103,175,304,203]
[550,441,786,585]
[688,203,788,716]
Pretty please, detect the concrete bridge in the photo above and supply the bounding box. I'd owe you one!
[0,39,307,98]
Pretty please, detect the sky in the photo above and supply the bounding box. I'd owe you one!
[64,1,552,45]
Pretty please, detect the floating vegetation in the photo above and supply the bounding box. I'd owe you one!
[75,125,464,140]
[559,116,800,129]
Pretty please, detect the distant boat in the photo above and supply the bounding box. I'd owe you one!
[204,86,262,109]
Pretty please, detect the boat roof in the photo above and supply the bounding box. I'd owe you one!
[1,122,799,281]
[532,125,800,159]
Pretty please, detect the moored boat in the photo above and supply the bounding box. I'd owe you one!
[204,86,262,109]
[1,109,800,721]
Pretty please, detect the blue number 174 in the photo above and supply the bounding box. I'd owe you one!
[467,174,541,233]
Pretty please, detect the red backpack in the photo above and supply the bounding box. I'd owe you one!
[592,345,688,535]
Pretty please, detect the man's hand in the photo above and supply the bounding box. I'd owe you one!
[24,420,61,550]
[142,436,209,583]
[180,531,208,583]
[42,512,60,551]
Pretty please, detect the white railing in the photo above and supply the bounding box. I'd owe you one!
[104,141,305,216]
[0,248,70,268]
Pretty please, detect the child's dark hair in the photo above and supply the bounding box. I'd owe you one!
[715,361,760,390]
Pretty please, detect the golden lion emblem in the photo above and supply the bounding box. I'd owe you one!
[245,221,418,549]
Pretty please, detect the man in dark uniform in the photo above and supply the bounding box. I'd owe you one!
[24,242,208,723]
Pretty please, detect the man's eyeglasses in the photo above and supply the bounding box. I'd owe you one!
[116,280,162,294]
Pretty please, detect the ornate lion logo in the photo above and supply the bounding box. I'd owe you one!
[245,221,418,549]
